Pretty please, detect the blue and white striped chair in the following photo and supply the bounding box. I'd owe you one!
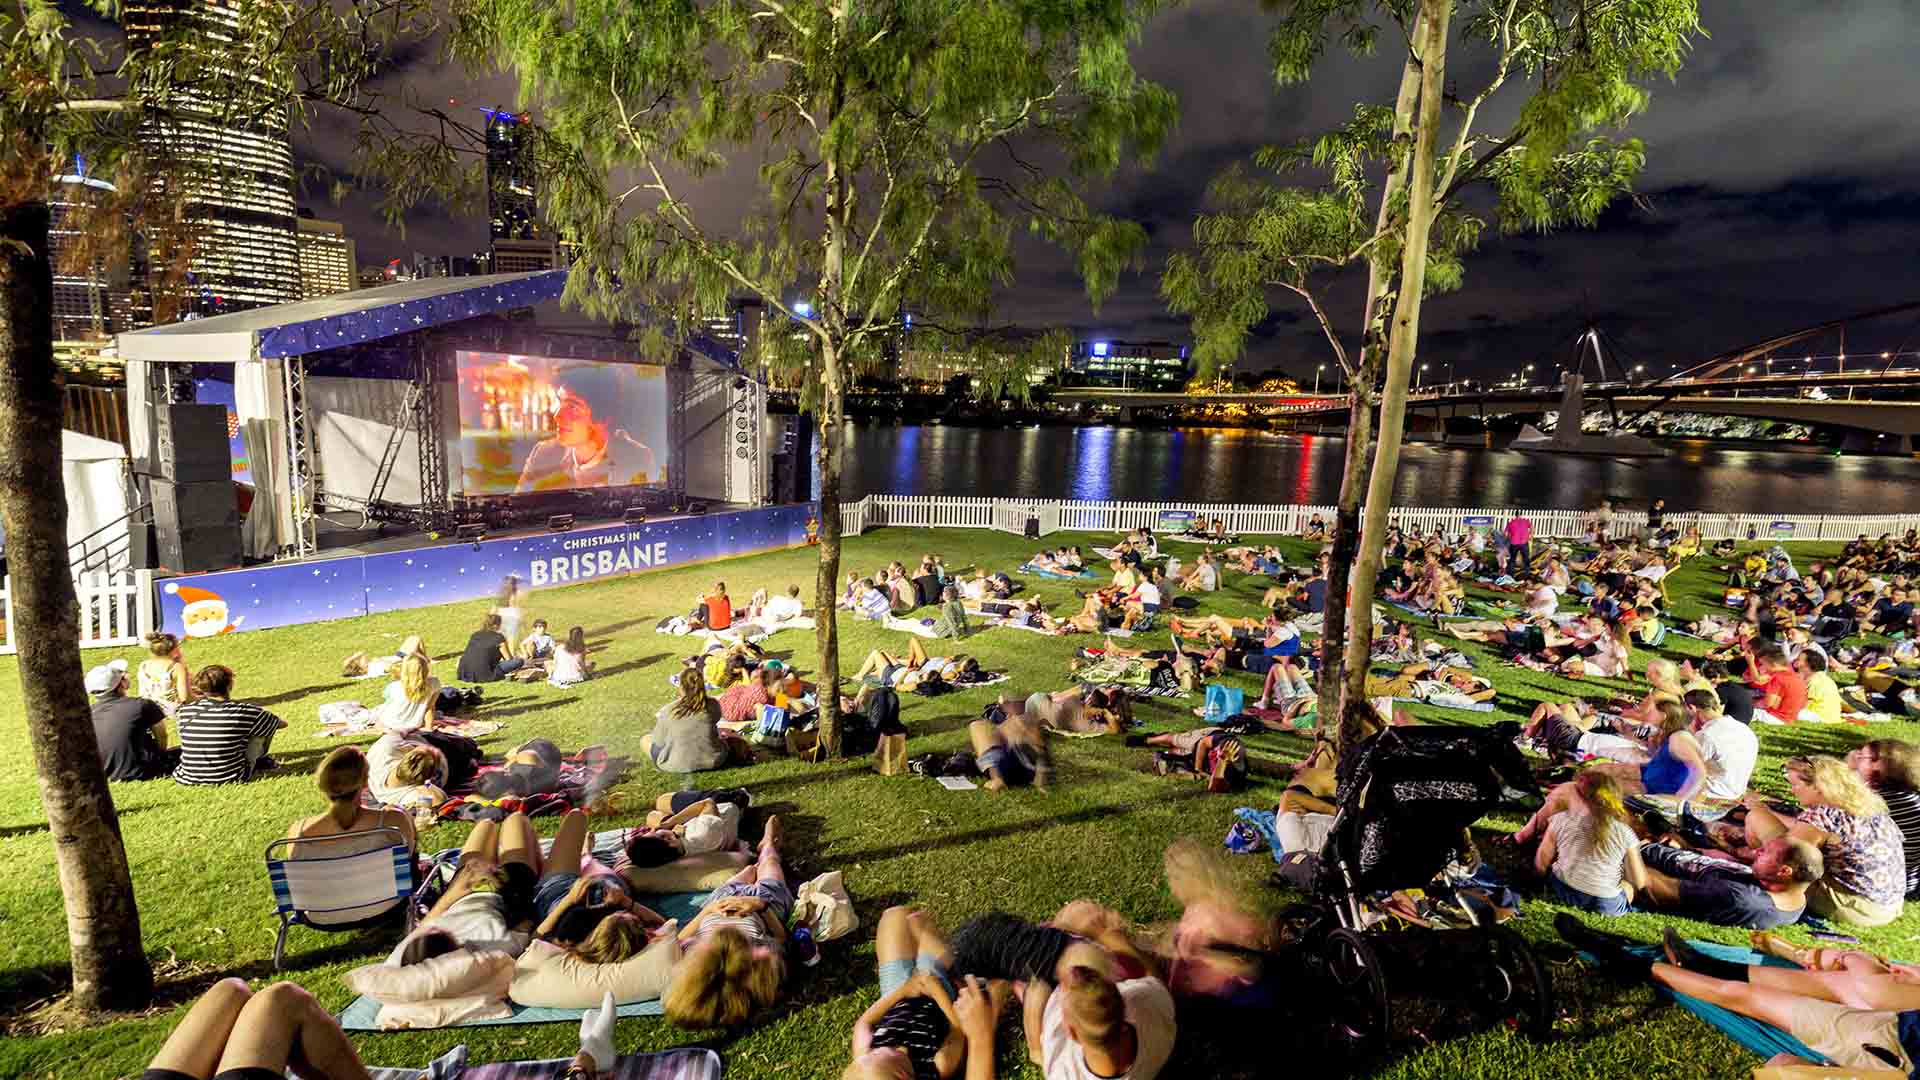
[265,827,416,970]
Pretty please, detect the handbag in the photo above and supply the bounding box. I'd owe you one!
[757,704,790,740]
[873,733,908,776]
[792,870,859,942]
[1203,683,1245,725]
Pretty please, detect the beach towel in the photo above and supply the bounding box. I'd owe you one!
[1569,941,1826,1065]
[369,1046,723,1080]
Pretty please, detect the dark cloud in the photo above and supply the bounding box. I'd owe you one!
[310,0,1920,378]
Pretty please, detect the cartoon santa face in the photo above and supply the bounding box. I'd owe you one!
[165,583,244,638]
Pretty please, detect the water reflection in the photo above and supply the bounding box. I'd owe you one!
[837,423,1920,513]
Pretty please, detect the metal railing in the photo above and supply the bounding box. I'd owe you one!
[839,494,1920,544]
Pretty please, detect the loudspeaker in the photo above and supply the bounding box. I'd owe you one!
[156,526,242,573]
[127,517,159,570]
[547,514,575,532]
[154,404,232,482]
[152,479,240,530]
[687,502,708,515]
[622,507,647,525]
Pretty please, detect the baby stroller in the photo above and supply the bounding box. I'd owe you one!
[1280,722,1554,1051]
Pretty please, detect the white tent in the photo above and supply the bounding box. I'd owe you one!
[64,430,132,557]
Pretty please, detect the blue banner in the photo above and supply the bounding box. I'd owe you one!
[156,504,815,639]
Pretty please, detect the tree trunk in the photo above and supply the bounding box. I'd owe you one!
[811,344,846,757]
[1342,0,1452,709]
[1314,384,1371,723]
[1319,29,1427,736]
[0,200,153,1012]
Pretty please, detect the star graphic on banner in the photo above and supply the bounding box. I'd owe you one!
[412,316,424,325]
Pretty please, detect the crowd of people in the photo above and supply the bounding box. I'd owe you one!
[92,502,1920,1080]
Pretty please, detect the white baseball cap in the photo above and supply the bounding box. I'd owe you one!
[84,659,129,695]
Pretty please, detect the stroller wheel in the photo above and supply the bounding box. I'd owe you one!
[1322,928,1391,1046]
[1473,926,1554,1039]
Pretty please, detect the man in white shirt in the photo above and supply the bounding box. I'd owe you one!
[1687,688,1758,800]
[1031,964,1176,1080]
[753,585,806,626]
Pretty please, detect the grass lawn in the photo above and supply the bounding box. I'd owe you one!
[0,525,1909,1079]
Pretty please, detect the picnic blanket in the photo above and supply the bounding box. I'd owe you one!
[369,1046,723,1080]
[1082,682,1189,700]
[317,707,503,741]
[438,748,627,819]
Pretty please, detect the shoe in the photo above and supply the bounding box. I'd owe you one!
[1677,805,1712,848]
[1123,735,1150,748]
[252,756,281,774]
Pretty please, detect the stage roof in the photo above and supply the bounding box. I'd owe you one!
[116,270,572,365]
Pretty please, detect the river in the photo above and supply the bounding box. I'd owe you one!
[834,423,1920,514]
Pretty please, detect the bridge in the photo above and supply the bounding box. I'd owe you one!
[1054,369,1920,443]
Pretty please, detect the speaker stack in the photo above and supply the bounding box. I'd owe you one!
[769,414,813,504]
[150,404,242,572]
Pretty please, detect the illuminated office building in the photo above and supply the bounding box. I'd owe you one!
[123,0,300,316]
[294,213,356,300]
[48,166,145,342]
[1062,340,1190,391]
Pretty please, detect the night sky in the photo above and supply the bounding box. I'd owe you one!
[301,1,1920,381]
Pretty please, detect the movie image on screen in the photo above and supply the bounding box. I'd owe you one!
[455,351,670,495]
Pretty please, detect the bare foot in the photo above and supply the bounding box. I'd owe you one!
[984,776,1007,792]
[761,814,784,851]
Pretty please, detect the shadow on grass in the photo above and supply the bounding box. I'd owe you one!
[585,616,661,639]
[593,653,676,680]
[0,801,162,840]
[827,787,1217,865]
[478,696,583,722]
[253,683,348,708]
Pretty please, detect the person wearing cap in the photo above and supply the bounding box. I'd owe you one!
[88,659,176,781]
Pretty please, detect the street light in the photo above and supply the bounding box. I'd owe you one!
[1315,363,1325,394]
[1418,363,1429,389]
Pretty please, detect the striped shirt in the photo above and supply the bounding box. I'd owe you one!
[872,996,948,1080]
[173,698,280,785]
[1883,788,1920,899]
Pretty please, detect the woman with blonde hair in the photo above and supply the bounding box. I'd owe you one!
[342,634,426,679]
[287,746,417,854]
[1535,770,1647,915]
[378,652,442,733]
[1735,755,1906,926]
[663,815,792,1029]
[1513,700,1709,843]
[137,632,193,716]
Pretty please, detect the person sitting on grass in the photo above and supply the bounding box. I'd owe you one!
[856,579,895,622]
[844,907,1005,1080]
[137,630,195,717]
[517,619,557,665]
[1848,739,1920,901]
[457,613,526,683]
[930,585,970,640]
[1710,755,1907,928]
[173,665,286,786]
[88,659,176,782]
[1748,644,1810,725]
[288,746,417,856]
[1632,836,1822,929]
[1177,552,1219,593]
[379,652,443,734]
[624,795,744,868]
[663,815,792,1029]
[718,664,780,724]
[1534,771,1648,916]
[644,672,755,773]
[1512,701,1708,843]
[547,626,593,688]
[968,704,1053,792]
[1518,613,1631,678]
[1561,916,1920,1077]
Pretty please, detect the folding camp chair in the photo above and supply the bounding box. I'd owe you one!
[265,827,416,970]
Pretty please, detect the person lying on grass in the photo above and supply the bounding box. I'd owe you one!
[1563,914,1920,1077]
[624,795,744,867]
[1515,613,1633,678]
[968,705,1053,792]
[852,638,982,694]
[663,814,793,1029]
[1629,835,1822,929]
[844,906,1008,1080]
[1010,688,1132,737]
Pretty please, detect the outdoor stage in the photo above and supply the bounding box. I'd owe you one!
[152,501,816,640]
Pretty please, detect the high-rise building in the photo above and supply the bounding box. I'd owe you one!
[490,237,561,274]
[294,212,356,300]
[48,165,144,342]
[484,108,538,241]
[124,0,300,317]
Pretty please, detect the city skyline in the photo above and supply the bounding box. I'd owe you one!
[274,4,1920,378]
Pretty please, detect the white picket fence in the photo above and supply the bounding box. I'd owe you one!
[840,494,1920,544]
[0,570,156,656]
